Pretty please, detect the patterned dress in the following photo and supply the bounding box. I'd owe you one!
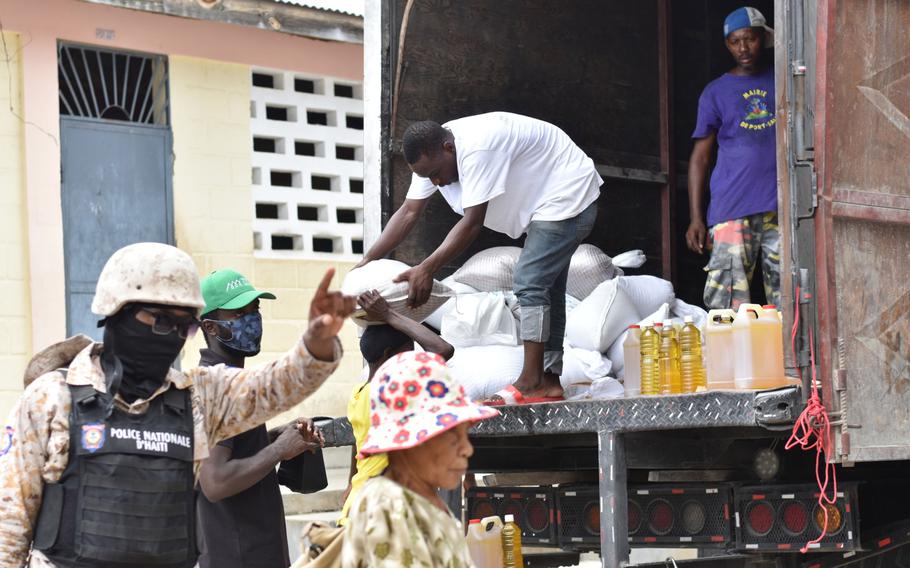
[342,476,475,568]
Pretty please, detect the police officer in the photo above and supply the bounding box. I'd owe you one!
[0,242,354,567]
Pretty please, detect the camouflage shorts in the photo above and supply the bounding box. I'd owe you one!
[703,212,781,310]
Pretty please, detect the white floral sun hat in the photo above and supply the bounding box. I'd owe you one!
[358,351,500,457]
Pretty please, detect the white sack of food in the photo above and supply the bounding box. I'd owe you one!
[566,279,641,352]
[612,249,647,269]
[605,327,631,379]
[671,298,709,330]
[616,275,675,317]
[605,302,672,376]
[447,344,525,401]
[641,303,672,326]
[561,346,613,387]
[567,244,622,300]
[565,294,582,316]
[451,246,522,292]
[565,377,624,401]
[423,276,480,330]
[590,376,625,399]
[565,383,594,401]
[342,259,452,327]
[440,292,519,348]
[441,275,481,295]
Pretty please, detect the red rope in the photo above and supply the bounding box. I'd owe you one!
[785,285,838,553]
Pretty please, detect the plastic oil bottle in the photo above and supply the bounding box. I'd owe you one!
[466,516,504,568]
[733,303,786,389]
[679,316,707,393]
[502,514,523,568]
[705,309,736,389]
[639,323,660,395]
[659,320,682,394]
[622,325,642,396]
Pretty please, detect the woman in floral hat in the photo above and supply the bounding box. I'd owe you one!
[341,351,499,567]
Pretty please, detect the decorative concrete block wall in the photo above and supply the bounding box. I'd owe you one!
[250,68,364,262]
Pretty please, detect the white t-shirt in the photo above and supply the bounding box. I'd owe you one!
[405,112,603,239]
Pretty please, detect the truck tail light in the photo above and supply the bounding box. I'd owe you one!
[681,500,707,535]
[628,500,643,535]
[583,502,600,536]
[814,502,843,535]
[780,502,809,536]
[734,484,858,552]
[628,484,734,547]
[526,498,550,534]
[745,501,775,536]
[648,499,675,535]
[465,486,557,545]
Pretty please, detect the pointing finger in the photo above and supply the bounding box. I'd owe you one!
[315,268,336,298]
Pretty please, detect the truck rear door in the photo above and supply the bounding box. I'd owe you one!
[812,0,910,463]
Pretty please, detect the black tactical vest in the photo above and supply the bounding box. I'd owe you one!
[34,382,197,567]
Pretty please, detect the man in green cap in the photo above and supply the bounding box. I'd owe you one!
[195,269,322,568]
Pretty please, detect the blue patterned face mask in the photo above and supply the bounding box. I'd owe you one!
[209,312,263,356]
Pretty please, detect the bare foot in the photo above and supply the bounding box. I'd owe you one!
[485,372,564,404]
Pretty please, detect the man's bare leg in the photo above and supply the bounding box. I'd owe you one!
[504,340,564,399]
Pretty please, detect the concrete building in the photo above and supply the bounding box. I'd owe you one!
[0,0,366,426]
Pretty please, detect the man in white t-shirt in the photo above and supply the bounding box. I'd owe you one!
[356,112,602,404]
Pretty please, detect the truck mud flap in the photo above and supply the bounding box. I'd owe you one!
[754,387,803,430]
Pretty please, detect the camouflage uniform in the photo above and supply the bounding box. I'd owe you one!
[0,335,341,567]
[703,212,781,310]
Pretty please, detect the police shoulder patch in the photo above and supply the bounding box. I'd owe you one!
[81,422,106,453]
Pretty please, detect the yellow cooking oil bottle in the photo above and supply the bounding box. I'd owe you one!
[502,514,523,568]
[679,315,707,393]
[639,323,661,395]
[659,320,682,394]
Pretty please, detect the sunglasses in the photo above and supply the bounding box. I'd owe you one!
[138,308,199,339]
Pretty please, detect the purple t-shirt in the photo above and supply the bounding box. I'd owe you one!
[692,67,778,226]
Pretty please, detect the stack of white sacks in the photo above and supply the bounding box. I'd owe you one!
[342,245,708,402]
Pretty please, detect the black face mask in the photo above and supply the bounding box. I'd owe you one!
[104,307,187,402]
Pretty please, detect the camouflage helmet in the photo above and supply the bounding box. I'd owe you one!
[91,242,205,317]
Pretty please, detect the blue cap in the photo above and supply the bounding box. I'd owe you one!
[724,7,774,38]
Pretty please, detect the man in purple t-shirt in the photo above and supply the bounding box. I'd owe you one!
[686,6,780,310]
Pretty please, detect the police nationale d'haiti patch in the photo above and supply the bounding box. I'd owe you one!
[81,423,106,453]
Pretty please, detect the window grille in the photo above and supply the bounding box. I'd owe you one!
[58,43,168,125]
[250,68,364,260]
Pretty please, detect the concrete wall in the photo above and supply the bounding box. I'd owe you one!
[169,56,363,422]
[0,32,32,416]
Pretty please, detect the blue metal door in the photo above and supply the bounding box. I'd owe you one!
[60,117,174,338]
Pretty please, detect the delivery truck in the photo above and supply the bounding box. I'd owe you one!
[326,1,910,566]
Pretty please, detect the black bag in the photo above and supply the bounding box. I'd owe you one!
[277,416,331,494]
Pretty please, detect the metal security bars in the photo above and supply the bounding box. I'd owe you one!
[57,43,169,126]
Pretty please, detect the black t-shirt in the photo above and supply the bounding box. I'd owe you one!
[196,349,290,568]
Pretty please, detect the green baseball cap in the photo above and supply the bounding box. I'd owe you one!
[200,269,276,316]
